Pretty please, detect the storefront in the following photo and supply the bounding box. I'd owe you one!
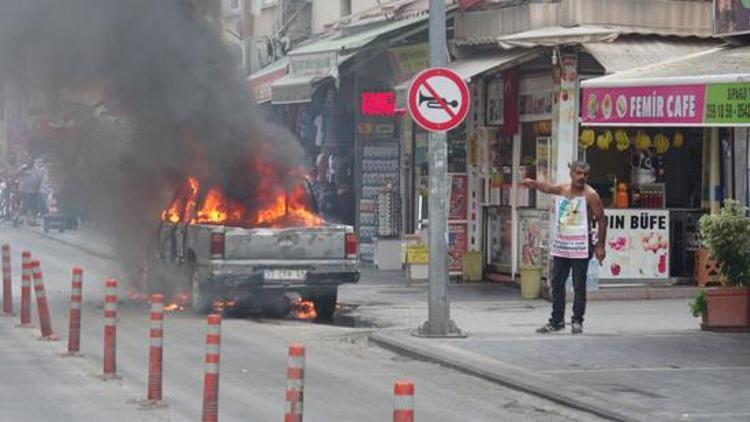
[581,45,750,283]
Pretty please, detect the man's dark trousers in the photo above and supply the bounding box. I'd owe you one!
[549,255,590,326]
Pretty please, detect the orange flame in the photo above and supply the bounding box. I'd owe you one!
[161,170,323,229]
[292,299,317,320]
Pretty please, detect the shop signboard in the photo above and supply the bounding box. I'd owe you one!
[597,209,670,280]
[289,52,337,77]
[247,64,289,103]
[582,81,750,126]
[715,0,750,37]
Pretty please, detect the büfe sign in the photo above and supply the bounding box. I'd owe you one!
[595,209,670,280]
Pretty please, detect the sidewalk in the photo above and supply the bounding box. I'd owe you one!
[370,299,750,422]
[16,221,116,259]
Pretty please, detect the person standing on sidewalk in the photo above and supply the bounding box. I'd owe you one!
[18,160,42,226]
[522,161,606,334]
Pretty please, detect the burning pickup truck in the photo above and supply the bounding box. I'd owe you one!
[157,173,358,319]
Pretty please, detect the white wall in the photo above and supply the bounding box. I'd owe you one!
[311,0,343,33]
[351,0,381,15]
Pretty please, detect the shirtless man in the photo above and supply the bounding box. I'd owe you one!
[522,160,606,334]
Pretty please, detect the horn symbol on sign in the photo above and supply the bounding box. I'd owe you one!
[419,92,458,109]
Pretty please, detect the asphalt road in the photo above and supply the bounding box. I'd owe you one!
[0,227,606,421]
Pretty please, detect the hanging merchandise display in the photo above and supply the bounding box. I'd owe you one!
[579,128,595,149]
[377,191,402,238]
[672,131,684,148]
[614,130,630,151]
[635,130,652,151]
[654,133,670,155]
[596,130,613,151]
[358,140,400,262]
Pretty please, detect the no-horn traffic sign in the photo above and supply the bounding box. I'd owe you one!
[407,67,469,132]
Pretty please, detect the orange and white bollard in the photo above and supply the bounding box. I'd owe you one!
[284,344,305,422]
[18,251,32,327]
[202,314,221,422]
[67,268,83,354]
[31,260,56,340]
[2,244,12,316]
[147,294,165,402]
[102,278,118,378]
[393,381,414,422]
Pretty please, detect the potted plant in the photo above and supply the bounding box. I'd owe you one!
[698,200,750,330]
[690,289,707,328]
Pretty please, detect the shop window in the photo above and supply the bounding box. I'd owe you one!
[520,120,552,208]
[582,127,703,209]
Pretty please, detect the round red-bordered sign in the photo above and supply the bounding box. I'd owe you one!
[407,67,469,132]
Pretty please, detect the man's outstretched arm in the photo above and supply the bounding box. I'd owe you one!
[522,178,564,195]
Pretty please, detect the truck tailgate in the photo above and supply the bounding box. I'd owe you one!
[223,226,348,260]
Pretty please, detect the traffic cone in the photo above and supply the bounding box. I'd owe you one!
[31,260,56,340]
[67,268,83,354]
[284,344,305,422]
[102,278,118,379]
[17,251,32,327]
[202,314,221,422]
[393,381,414,422]
[2,244,12,316]
[147,294,165,402]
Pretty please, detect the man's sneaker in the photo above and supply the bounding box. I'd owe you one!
[536,322,564,334]
[571,321,583,334]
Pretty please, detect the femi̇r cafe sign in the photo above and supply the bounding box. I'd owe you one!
[581,81,750,126]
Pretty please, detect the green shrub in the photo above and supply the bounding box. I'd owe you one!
[699,199,750,286]
[690,289,707,318]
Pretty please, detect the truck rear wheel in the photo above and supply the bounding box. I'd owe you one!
[191,270,213,315]
[310,289,337,320]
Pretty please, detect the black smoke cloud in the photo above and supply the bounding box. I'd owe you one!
[0,0,304,293]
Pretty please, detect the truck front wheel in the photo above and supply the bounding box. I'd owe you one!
[310,288,338,320]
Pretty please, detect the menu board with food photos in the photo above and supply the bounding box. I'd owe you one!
[596,209,670,280]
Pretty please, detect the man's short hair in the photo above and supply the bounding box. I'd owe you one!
[569,160,590,172]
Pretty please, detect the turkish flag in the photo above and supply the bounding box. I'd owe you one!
[503,68,519,136]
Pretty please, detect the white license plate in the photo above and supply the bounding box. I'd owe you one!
[263,269,307,281]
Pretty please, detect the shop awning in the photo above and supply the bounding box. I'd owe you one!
[495,25,620,49]
[393,49,540,108]
[582,37,719,74]
[446,49,541,82]
[288,15,429,57]
[268,16,432,104]
[580,45,750,127]
[246,57,290,104]
[270,74,333,105]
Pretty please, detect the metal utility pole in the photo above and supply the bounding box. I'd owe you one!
[417,0,463,337]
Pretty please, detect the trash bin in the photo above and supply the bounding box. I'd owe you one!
[520,266,542,299]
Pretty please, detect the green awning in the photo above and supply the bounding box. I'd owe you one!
[288,15,429,57]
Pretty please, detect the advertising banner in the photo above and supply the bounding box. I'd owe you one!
[582,81,750,126]
[448,223,468,272]
[448,174,468,220]
[598,209,670,280]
